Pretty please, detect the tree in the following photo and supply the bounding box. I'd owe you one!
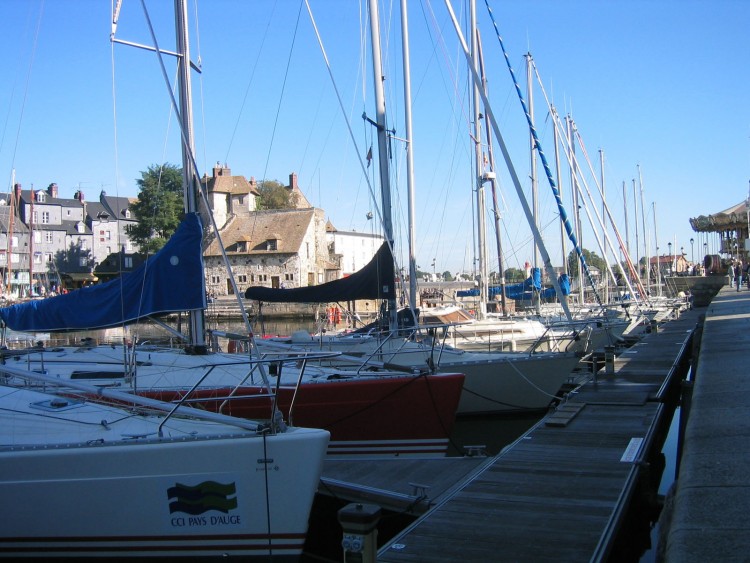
[504,267,526,282]
[442,270,453,281]
[256,179,298,210]
[126,164,184,254]
[567,248,607,277]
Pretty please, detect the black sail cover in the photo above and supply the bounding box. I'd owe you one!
[244,242,394,303]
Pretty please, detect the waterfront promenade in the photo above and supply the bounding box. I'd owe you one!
[665,285,750,561]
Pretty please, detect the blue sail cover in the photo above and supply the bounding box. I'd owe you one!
[0,213,206,332]
[244,242,394,303]
[456,269,570,301]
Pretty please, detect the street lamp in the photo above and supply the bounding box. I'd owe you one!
[704,241,708,258]
[690,238,695,264]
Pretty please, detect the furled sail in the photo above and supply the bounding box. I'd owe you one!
[244,242,394,303]
[0,213,206,332]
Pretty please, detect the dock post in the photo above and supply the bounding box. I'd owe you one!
[338,502,381,562]
[604,345,616,375]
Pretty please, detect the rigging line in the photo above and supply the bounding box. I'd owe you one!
[223,1,278,163]
[529,61,642,306]
[260,1,304,187]
[110,15,128,336]
[138,1,259,352]
[190,0,208,183]
[443,1,573,321]
[480,0,601,311]
[304,1,393,262]
[5,2,44,185]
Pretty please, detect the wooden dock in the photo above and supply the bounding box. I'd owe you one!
[375,308,699,562]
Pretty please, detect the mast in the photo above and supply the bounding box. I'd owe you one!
[599,149,607,304]
[622,180,629,276]
[553,108,566,277]
[399,0,417,316]
[471,0,488,319]
[632,178,640,289]
[638,165,649,294]
[368,0,398,331]
[477,32,507,316]
[174,0,205,350]
[29,185,34,297]
[526,54,539,273]
[566,116,583,305]
[6,174,16,295]
[653,201,661,298]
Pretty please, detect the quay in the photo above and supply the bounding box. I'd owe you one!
[360,304,701,561]
[664,286,750,561]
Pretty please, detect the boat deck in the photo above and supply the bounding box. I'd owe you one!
[373,305,699,561]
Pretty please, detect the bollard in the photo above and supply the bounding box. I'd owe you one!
[650,319,658,334]
[338,502,381,563]
[604,345,616,375]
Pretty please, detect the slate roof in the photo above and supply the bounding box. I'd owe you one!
[204,208,315,256]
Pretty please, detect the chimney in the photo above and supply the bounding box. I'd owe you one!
[14,183,21,201]
[289,172,298,191]
[47,183,59,198]
[213,162,231,177]
[74,190,85,202]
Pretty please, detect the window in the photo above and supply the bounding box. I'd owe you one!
[77,223,85,233]
[124,257,133,268]
[210,275,221,284]
[11,253,19,264]
[125,210,131,219]
[0,253,5,264]
[10,236,17,248]
[106,231,111,240]
[34,232,41,244]
[41,211,50,224]
[33,252,42,264]
[80,240,87,251]
[45,232,53,243]
[285,273,294,281]
[237,274,247,283]
[79,257,88,267]
[45,253,53,263]
[266,240,277,251]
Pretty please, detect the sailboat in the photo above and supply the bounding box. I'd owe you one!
[0,2,331,557]
[244,0,584,417]
[0,365,328,558]
[0,0,464,459]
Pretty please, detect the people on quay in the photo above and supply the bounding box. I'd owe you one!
[736,260,743,292]
[728,262,735,287]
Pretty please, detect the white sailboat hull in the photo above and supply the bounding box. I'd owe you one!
[0,386,329,559]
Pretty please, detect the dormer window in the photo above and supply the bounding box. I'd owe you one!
[266,239,277,251]
[124,209,131,219]
[76,222,85,234]
[35,191,46,203]
[236,241,247,253]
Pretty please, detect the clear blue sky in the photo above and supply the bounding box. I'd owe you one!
[1,0,748,276]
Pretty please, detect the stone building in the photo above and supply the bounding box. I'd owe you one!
[203,207,333,297]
